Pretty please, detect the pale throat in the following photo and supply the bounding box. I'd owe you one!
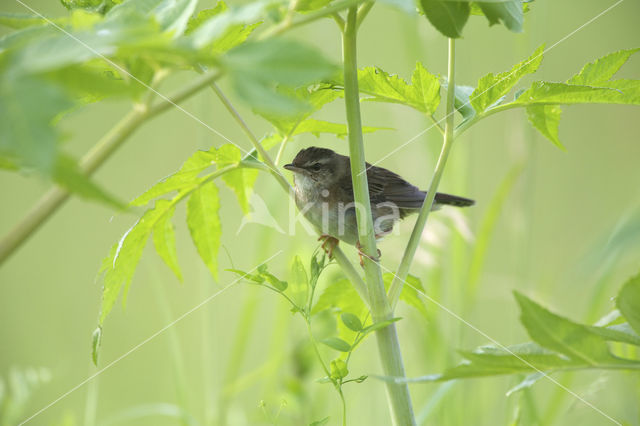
[294,173,326,203]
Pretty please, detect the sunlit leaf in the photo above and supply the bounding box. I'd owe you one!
[419,0,470,38]
[514,291,621,365]
[99,200,175,323]
[187,181,222,280]
[567,48,640,86]
[313,278,366,317]
[215,144,258,214]
[514,81,640,106]
[383,273,428,318]
[588,323,640,347]
[131,149,217,206]
[526,104,564,149]
[293,118,390,139]
[0,12,50,29]
[471,44,544,114]
[152,200,182,281]
[154,0,198,37]
[361,317,402,335]
[354,63,440,115]
[616,273,640,335]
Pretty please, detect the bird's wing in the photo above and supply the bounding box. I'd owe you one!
[365,164,425,208]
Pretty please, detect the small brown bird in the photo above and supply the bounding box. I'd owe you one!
[284,147,474,260]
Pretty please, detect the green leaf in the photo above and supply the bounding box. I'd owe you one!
[310,417,330,426]
[330,359,349,380]
[616,273,640,335]
[215,144,258,214]
[567,48,640,86]
[152,200,182,281]
[187,181,222,280]
[475,0,523,33]
[383,273,428,318]
[313,278,366,317]
[361,317,402,335]
[355,64,440,115]
[263,272,288,292]
[0,73,73,173]
[53,154,127,209]
[451,83,476,122]
[223,39,339,115]
[289,256,309,309]
[91,326,102,366]
[154,0,198,37]
[99,200,175,323]
[471,44,544,114]
[588,323,640,347]
[185,1,227,34]
[514,80,640,106]
[506,372,544,396]
[514,291,621,365]
[341,313,363,332]
[321,337,352,352]
[227,268,265,283]
[419,0,470,38]
[293,118,390,139]
[526,104,564,149]
[0,12,50,29]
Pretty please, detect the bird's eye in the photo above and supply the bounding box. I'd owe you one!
[310,163,322,171]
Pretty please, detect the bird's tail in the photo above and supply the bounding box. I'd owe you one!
[434,192,475,207]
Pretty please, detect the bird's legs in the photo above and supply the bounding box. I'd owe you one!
[355,240,381,267]
[318,234,339,258]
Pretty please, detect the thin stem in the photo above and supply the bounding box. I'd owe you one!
[356,1,374,28]
[342,8,415,425]
[388,38,457,310]
[259,0,365,39]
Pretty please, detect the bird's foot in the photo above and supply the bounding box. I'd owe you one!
[318,234,339,258]
[355,241,381,267]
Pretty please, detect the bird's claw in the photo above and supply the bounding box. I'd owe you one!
[355,241,381,267]
[318,234,339,258]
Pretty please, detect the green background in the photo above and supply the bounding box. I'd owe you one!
[1,0,639,425]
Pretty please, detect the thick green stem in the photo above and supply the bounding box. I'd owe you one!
[342,8,415,425]
[388,38,457,310]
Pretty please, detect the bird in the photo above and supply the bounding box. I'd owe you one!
[283,147,474,263]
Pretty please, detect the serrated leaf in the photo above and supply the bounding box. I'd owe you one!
[341,312,363,332]
[355,64,440,115]
[131,149,217,206]
[154,0,198,37]
[514,291,620,365]
[330,359,349,380]
[568,48,640,86]
[215,144,258,214]
[526,104,564,149]
[293,118,390,139]
[321,337,351,352]
[187,181,221,280]
[419,0,470,38]
[471,44,544,114]
[99,200,175,323]
[289,256,309,309]
[475,0,523,33]
[152,200,182,281]
[617,273,640,335]
[185,1,227,34]
[514,80,640,106]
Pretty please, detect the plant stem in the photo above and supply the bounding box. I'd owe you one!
[388,38,457,310]
[0,70,222,266]
[342,8,415,425]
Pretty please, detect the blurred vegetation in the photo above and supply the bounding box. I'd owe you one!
[1,0,640,425]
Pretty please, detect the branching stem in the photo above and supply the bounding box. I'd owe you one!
[388,38,457,310]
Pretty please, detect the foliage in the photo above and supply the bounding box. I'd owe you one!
[392,274,640,387]
[1,0,640,424]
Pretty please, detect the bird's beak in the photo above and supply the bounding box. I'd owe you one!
[283,164,302,172]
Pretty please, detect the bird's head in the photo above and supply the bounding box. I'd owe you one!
[284,147,345,187]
